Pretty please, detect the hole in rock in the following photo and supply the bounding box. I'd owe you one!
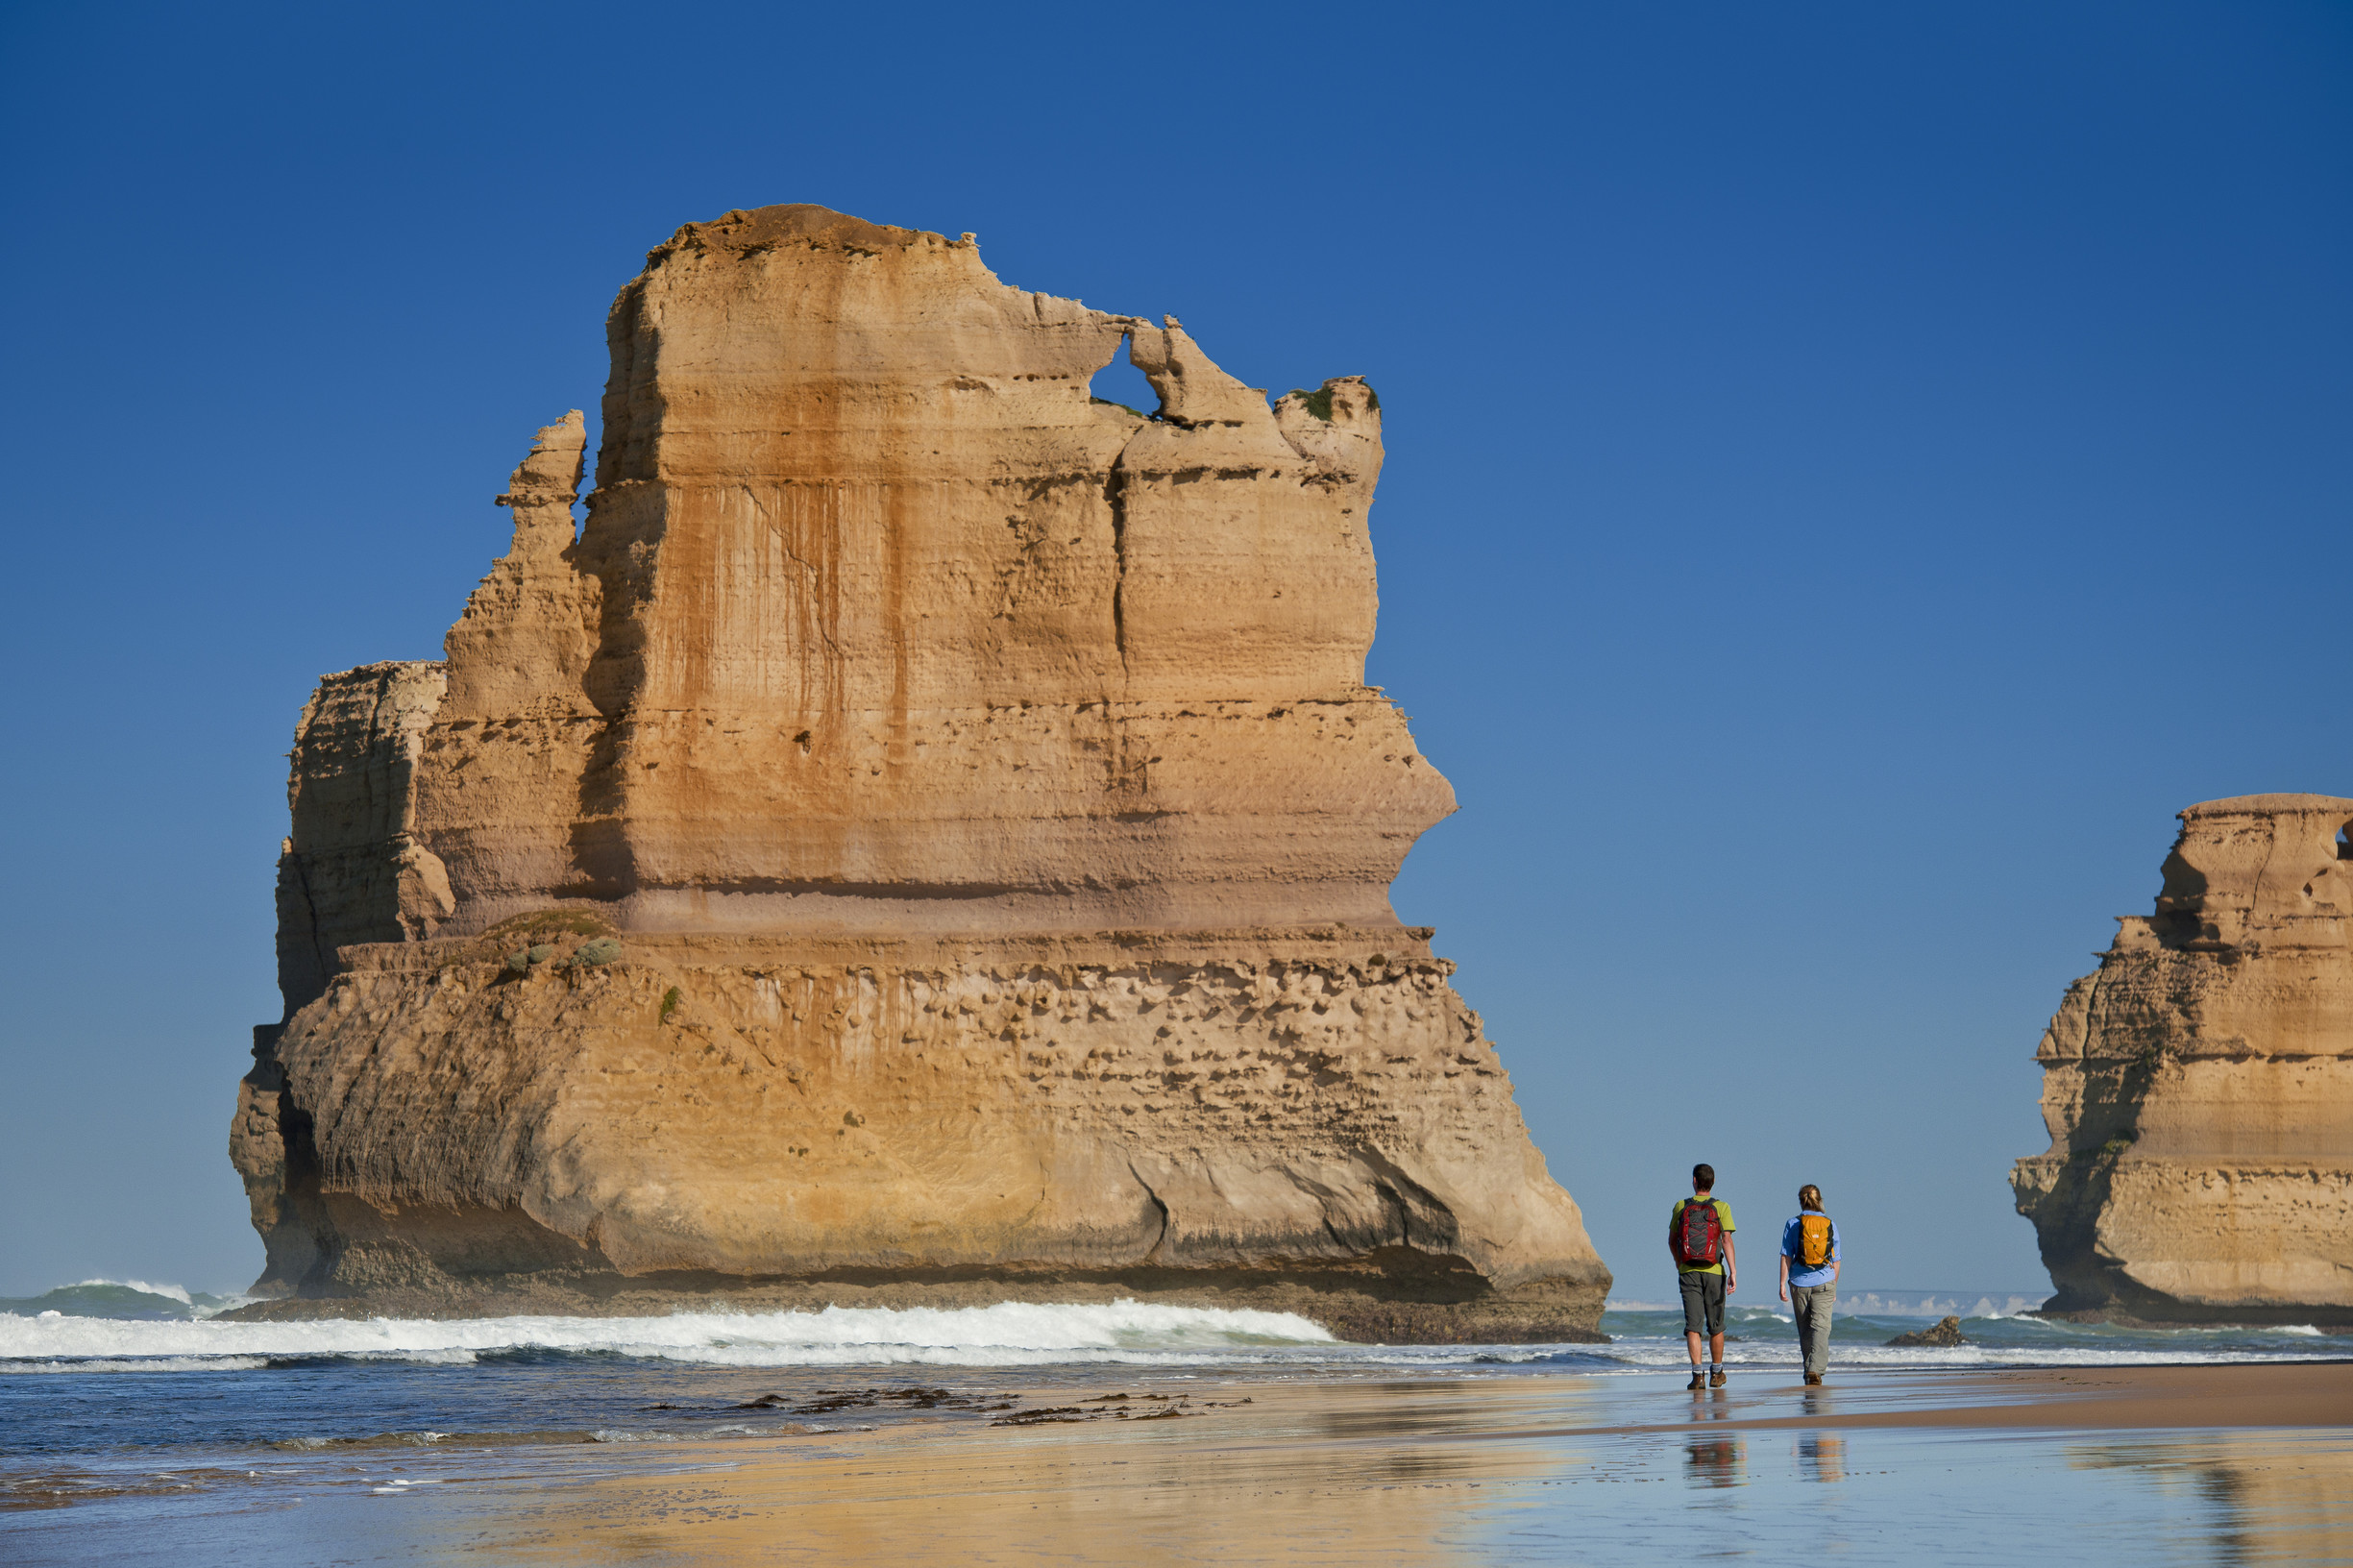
[571,408,604,541]
[1088,336,1160,420]
[2339,824,2352,861]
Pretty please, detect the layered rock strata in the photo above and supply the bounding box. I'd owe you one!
[2012,795,2353,1325]
[232,205,1610,1338]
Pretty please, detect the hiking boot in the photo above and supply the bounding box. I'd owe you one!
[1708,1369,1728,1388]
[1687,1371,1706,1390]
[1803,1374,1823,1386]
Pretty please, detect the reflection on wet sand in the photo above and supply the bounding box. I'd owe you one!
[399,1393,1574,1567]
[2069,1433,2353,1565]
[1684,1434,1745,1487]
[9,1372,2353,1566]
[1799,1431,1846,1483]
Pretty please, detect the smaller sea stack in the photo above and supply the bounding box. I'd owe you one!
[2013,795,2353,1326]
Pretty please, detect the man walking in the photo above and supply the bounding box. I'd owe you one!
[1778,1184,1841,1384]
[1670,1163,1736,1389]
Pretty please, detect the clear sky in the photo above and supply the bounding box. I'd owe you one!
[1,2,2345,1300]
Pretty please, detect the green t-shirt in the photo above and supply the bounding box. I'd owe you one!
[1671,1196,1735,1275]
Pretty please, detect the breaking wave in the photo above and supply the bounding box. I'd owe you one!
[2,1289,2339,1376]
[0,1356,272,1375]
[1594,1298,2346,1368]
[0,1299,1338,1372]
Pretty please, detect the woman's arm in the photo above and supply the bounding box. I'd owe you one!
[1777,1251,1790,1302]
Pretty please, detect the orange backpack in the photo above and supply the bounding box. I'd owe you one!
[1797,1213,1834,1268]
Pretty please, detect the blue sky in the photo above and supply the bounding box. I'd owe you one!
[1,1,2345,1298]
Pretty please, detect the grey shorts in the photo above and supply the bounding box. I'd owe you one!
[1679,1270,1727,1335]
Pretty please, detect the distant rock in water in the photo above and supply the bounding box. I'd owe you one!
[227,205,1612,1342]
[0,1283,234,1321]
[1884,1315,1966,1348]
[2012,796,2353,1329]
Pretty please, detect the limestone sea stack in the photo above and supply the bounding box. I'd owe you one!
[229,205,1612,1340]
[2012,796,2353,1326]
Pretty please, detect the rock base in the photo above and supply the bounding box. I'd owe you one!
[218,1267,1609,1343]
[233,927,1611,1341]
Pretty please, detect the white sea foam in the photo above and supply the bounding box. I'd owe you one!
[1611,1291,2047,1321]
[75,1278,195,1305]
[0,1299,1337,1372]
[1,1292,2334,1376]
[0,1356,272,1374]
[1829,1291,2045,1319]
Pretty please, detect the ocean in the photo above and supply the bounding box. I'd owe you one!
[3,1287,2341,1457]
[3,1286,2347,1562]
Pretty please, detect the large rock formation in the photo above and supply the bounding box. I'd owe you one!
[2012,795,2353,1325]
[230,205,1611,1339]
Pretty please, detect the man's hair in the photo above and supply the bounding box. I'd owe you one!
[1692,1163,1715,1191]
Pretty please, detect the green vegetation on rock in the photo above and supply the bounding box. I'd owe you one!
[483,909,613,943]
[1283,382,1380,421]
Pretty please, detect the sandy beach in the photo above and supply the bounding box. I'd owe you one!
[1493,1361,2353,1436]
[10,1363,2349,1565]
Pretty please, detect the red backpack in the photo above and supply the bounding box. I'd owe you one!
[1673,1197,1724,1267]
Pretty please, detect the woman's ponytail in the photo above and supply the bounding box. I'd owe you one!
[1798,1184,1824,1213]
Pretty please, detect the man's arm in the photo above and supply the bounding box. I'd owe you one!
[1726,1232,1737,1292]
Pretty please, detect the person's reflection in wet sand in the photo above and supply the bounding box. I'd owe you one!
[1801,1387,1831,1422]
[1685,1434,1746,1487]
[1799,1432,1847,1483]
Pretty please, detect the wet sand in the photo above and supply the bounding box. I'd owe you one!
[1497,1361,2353,1438]
[11,1366,2352,1565]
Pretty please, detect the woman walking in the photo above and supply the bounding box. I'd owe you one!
[1778,1185,1840,1385]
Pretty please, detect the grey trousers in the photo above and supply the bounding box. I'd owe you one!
[1791,1284,1836,1378]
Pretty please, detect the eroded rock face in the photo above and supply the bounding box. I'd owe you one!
[2012,795,2353,1325]
[233,205,1610,1338]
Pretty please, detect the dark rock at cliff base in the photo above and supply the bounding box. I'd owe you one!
[1885,1314,1966,1347]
